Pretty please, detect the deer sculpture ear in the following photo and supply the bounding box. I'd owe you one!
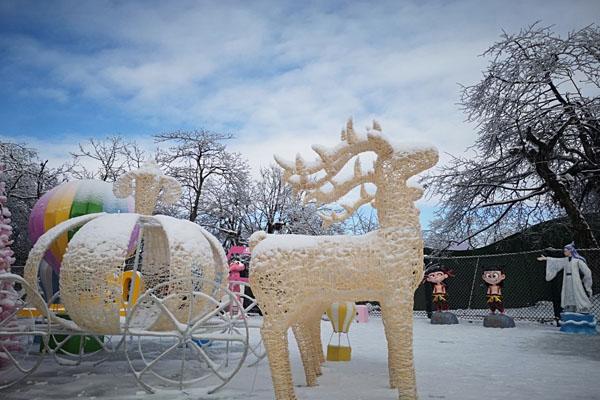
[372,120,382,132]
[407,186,424,201]
[158,175,182,205]
[113,172,134,198]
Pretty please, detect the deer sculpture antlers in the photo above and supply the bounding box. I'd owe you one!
[275,119,398,226]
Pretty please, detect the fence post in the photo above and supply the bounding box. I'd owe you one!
[467,257,480,311]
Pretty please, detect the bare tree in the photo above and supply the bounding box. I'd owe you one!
[197,168,253,246]
[246,165,292,234]
[424,24,600,248]
[244,165,344,236]
[197,163,343,248]
[122,140,148,170]
[71,136,126,181]
[345,205,379,235]
[70,136,148,181]
[155,130,247,223]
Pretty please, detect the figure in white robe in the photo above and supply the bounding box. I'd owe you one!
[538,244,593,313]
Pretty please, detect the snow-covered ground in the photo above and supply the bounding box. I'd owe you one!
[3,316,600,400]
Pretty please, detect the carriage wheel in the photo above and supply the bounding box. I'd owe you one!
[124,278,249,393]
[227,280,266,365]
[0,273,50,390]
[43,291,106,366]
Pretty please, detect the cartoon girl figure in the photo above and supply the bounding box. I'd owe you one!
[482,266,506,314]
[228,257,246,295]
[423,265,454,312]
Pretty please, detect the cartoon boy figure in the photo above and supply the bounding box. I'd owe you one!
[423,265,454,312]
[482,266,506,314]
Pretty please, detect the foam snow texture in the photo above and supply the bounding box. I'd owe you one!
[252,119,439,400]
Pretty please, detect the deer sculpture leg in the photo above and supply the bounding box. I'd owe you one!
[308,309,325,367]
[292,320,319,387]
[261,318,297,400]
[292,302,325,386]
[381,294,417,400]
[381,298,398,389]
[306,305,325,374]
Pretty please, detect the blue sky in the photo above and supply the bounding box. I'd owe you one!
[1,0,599,227]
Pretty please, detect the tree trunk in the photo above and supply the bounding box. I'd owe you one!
[190,191,200,222]
[189,178,205,222]
[523,126,598,248]
[532,158,598,248]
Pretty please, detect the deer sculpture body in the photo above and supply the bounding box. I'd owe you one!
[249,120,438,400]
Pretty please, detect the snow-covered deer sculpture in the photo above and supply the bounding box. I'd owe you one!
[249,119,438,400]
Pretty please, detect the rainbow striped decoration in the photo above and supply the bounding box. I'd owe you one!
[326,302,356,333]
[28,179,134,273]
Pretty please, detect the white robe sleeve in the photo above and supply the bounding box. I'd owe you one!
[545,257,566,281]
[577,259,593,297]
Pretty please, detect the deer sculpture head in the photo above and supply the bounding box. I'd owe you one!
[274,119,438,228]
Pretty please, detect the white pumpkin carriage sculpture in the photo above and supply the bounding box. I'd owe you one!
[0,164,265,393]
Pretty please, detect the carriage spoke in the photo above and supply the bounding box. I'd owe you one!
[190,341,227,381]
[150,295,186,332]
[137,342,180,378]
[190,300,231,331]
[185,290,195,324]
[243,301,258,314]
[178,340,187,390]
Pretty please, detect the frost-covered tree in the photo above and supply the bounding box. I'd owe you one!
[155,130,248,223]
[71,136,147,181]
[245,165,293,234]
[0,142,70,264]
[245,165,344,236]
[197,168,254,247]
[424,24,600,248]
[0,164,19,366]
[197,164,343,247]
[345,205,379,235]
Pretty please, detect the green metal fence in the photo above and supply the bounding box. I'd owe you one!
[413,248,600,323]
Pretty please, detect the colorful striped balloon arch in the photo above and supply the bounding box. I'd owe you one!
[28,179,135,273]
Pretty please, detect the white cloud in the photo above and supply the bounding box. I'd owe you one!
[18,87,69,103]
[1,0,599,226]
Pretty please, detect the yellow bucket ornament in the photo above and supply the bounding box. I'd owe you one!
[326,302,356,361]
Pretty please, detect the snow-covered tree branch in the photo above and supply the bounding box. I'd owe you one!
[0,164,19,367]
[70,136,147,181]
[155,130,248,223]
[0,142,71,264]
[424,24,600,248]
